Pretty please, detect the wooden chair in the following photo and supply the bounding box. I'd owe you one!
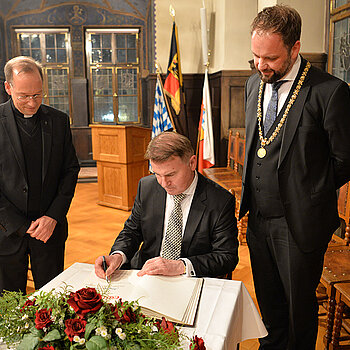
[203,129,247,244]
[203,129,241,181]
[330,281,350,349]
[338,182,350,245]
[322,247,350,348]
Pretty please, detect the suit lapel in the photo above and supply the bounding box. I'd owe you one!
[0,101,27,180]
[278,59,311,168]
[154,183,167,254]
[278,84,310,168]
[181,175,206,256]
[242,78,259,182]
[40,106,52,182]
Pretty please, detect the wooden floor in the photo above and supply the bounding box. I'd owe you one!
[30,182,330,349]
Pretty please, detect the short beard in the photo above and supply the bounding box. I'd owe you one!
[257,54,292,84]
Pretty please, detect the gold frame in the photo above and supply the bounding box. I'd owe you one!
[85,28,141,125]
[13,28,73,120]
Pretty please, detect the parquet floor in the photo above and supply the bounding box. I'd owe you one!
[29,182,329,349]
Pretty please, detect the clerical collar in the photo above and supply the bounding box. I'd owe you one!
[10,98,40,119]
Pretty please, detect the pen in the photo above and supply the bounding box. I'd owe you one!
[102,255,109,283]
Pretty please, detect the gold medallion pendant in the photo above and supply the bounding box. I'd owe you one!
[257,147,266,158]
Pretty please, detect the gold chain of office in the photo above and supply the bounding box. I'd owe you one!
[256,61,311,159]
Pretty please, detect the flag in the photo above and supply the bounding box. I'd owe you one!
[152,75,173,139]
[163,22,183,116]
[198,69,215,174]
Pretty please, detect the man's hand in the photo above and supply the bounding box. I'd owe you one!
[27,216,57,243]
[137,257,185,277]
[94,254,123,280]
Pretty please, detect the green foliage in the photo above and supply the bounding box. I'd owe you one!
[0,285,186,350]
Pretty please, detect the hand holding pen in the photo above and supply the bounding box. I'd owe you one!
[94,254,123,281]
[102,256,108,282]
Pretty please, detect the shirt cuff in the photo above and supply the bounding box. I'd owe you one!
[180,258,196,277]
[110,250,127,268]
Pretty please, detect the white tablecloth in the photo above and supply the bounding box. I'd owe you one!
[1,263,267,349]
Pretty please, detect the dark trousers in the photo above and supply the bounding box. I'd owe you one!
[247,213,327,350]
[0,235,65,295]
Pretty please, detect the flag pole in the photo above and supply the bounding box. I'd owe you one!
[155,62,176,133]
[197,2,210,165]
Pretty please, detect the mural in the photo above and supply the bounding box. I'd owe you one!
[0,0,154,77]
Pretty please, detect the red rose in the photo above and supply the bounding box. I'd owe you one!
[112,303,137,324]
[35,308,53,330]
[155,317,176,335]
[67,287,103,316]
[21,298,36,312]
[190,335,206,350]
[64,318,87,342]
[38,346,55,350]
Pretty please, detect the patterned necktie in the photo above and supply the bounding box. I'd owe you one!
[161,193,187,260]
[264,80,286,136]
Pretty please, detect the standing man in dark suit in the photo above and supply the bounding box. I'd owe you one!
[0,56,79,295]
[239,5,350,349]
[95,132,238,278]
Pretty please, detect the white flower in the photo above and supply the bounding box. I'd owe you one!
[101,329,108,337]
[59,318,64,326]
[118,332,126,340]
[115,327,123,334]
[79,338,86,345]
[138,329,141,333]
[73,335,80,342]
[43,327,47,332]
[24,323,29,329]
[95,327,101,335]
[51,315,56,322]
[21,314,28,320]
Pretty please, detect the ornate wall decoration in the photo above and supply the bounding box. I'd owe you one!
[67,5,87,26]
[2,1,154,77]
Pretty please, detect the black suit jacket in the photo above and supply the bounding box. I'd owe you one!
[110,173,239,277]
[240,58,350,252]
[0,100,80,256]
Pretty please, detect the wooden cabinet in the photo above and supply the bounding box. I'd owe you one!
[90,125,151,211]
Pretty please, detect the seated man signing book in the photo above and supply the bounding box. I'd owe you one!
[95,132,238,279]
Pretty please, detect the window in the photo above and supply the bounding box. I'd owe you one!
[329,1,350,83]
[86,29,141,124]
[14,29,71,117]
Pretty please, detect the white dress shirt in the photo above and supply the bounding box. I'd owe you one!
[113,171,199,276]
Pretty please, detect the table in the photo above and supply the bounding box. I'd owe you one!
[1,263,267,350]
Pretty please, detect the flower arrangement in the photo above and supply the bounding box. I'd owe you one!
[0,285,205,350]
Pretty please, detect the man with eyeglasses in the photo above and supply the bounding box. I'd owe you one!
[0,56,80,295]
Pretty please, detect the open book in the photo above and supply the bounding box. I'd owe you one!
[42,266,203,326]
[89,270,203,326]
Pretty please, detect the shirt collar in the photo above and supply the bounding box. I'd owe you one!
[280,54,301,82]
[171,170,198,199]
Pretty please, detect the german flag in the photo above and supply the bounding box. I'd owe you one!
[163,22,183,115]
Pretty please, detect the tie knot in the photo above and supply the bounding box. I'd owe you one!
[272,80,286,92]
[173,193,186,205]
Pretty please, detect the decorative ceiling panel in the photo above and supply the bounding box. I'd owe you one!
[44,0,106,7]
[0,0,15,17]
[107,0,146,17]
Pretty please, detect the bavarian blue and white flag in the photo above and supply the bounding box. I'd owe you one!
[152,75,173,138]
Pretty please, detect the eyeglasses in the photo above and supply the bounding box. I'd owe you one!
[8,83,43,102]
[16,94,43,102]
